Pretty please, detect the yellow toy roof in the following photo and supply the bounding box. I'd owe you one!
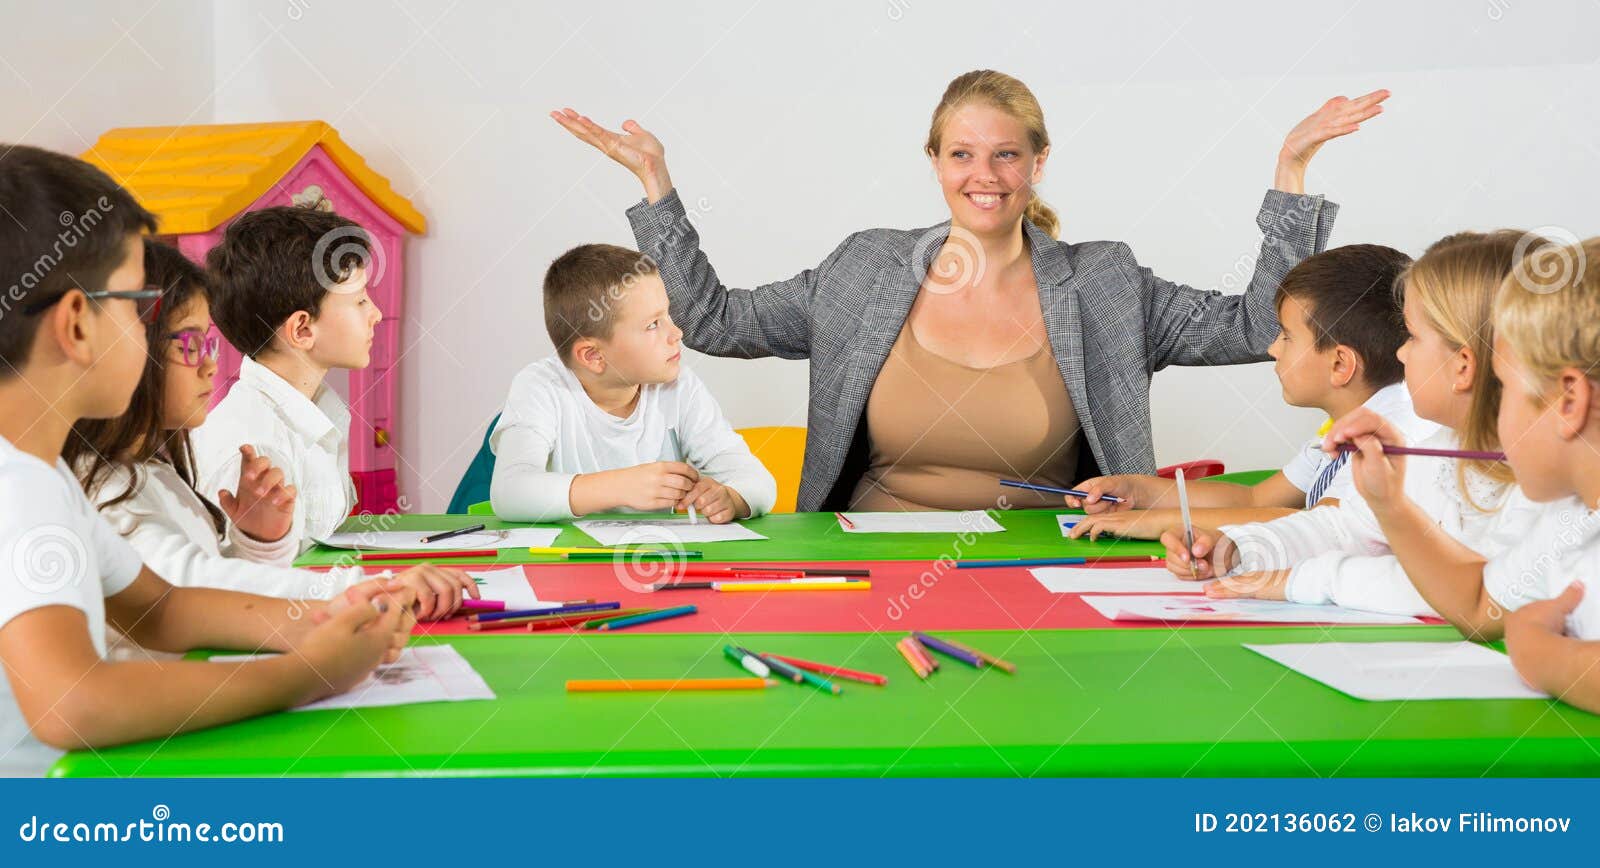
[81,120,426,235]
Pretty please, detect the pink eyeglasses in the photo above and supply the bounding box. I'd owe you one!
[167,328,222,367]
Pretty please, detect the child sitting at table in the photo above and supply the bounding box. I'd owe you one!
[489,244,776,523]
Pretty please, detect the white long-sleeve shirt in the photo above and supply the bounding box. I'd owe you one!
[489,358,777,522]
[1279,382,1439,507]
[84,459,361,600]
[1219,429,1548,615]
[1483,495,1600,638]
[193,356,356,554]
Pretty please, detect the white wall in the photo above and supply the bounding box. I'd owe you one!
[10,1,1598,511]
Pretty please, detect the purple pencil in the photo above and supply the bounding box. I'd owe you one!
[912,632,985,668]
[1334,443,1506,462]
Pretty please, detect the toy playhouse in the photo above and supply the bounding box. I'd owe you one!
[82,121,425,515]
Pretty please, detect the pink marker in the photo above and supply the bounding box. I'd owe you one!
[458,599,506,612]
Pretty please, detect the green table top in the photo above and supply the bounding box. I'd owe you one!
[294,509,1166,567]
[53,626,1600,778]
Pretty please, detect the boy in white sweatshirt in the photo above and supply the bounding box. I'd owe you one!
[490,244,775,523]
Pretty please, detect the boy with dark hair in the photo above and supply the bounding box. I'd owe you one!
[193,206,381,553]
[1064,244,1438,539]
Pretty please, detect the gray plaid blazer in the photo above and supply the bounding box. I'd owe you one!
[628,189,1338,512]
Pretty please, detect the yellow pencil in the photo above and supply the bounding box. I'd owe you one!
[528,546,615,555]
[715,581,871,593]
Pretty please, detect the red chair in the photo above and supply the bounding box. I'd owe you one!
[1156,459,1226,480]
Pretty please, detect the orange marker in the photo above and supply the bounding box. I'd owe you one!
[896,638,931,680]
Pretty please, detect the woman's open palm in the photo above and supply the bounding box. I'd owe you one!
[551,108,666,183]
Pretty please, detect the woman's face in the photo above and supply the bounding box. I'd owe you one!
[929,102,1048,238]
[160,295,219,431]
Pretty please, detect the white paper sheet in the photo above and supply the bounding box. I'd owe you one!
[1031,566,1206,594]
[837,511,1006,534]
[573,517,767,545]
[1056,514,1081,537]
[210,645,496,711]
[1079,595,1422,625]
[1244,641,1549,701]
[465,565,550,611]
[315,527,561,551]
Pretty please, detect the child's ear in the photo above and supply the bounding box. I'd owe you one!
[572,338,605,375]
[279,310,316,354]
[1454,345,1477,393]
[1329,344,1359,388]
[1556,367,1595,440]
[49,291,99,368]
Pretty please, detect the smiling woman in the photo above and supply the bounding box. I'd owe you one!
[553,70,1388,512]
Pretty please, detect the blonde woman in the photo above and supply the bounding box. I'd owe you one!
[554,70,1386,512]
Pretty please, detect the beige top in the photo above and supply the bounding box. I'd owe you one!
[850,324,1082,511]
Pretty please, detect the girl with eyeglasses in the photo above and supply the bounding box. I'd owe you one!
[62,239,473,620]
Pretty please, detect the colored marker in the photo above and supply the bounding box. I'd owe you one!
[754,652,805,684]
[835,512,857,530]
[895,637,932,679]
[669,567,873,579]
[905,636,939,672]
[420,523,487,544]
[999,478,1125,504]
[1176,467,1197,581]
[566,678,775,693]
[760,653,888,686]
[912,632,985,668]
[471,609,650,632]
[956,556,1159,569]
[595,605,697,631]
[1333,443,1506,461]
[563,550,702,560]
[457,599,505,612]
[724,645,772,678]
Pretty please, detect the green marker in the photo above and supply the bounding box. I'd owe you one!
[723,645,771,678]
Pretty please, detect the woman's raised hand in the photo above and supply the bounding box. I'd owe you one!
[1274,89,1390,194]
[551,108,673,202]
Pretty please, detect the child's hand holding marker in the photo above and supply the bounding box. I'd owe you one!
[676,477,748,525]
[1321,407,1411,511]
[389,564,479,621]
[1158,526,1236,581]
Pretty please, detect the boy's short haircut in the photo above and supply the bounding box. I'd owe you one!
[205,205,371,357]
[543,243,658,364]
[0,144,157,377]
[1275,243,1413,388]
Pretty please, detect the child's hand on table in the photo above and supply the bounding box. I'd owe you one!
[1069,509,1182,541]
[1204,569,1292,600]
[676,477,749,524]
[292,587,413,700]
[314,579,417,663]
[612,461,700,512]
[387,565,478,621]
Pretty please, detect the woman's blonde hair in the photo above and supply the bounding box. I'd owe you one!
[924,70,1059,239]
[1398,230,1548,506]
[1493,236,1600,405]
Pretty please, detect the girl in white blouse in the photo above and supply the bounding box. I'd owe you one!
[1164,230,1556,614]
[63,240,473,620]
